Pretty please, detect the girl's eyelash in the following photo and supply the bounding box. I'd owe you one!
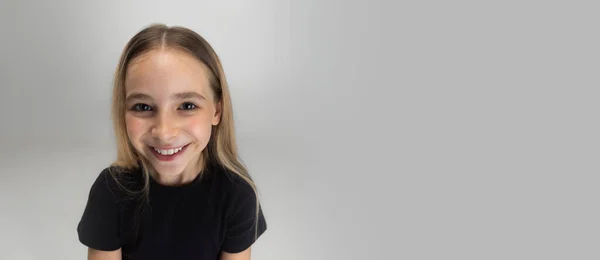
[179,102,198,110]
[128,103,198,112]
[131,103,153,111]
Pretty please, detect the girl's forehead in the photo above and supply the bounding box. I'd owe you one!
[125,49,211,96]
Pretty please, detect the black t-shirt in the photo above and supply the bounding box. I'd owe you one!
[77,163,267,260]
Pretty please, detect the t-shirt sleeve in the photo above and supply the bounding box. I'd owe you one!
[77,168,122,251]
[221,177,267,253]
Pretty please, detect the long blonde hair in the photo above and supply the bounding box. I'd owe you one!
[109,23,260,237]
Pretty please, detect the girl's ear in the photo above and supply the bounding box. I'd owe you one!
[212,100,222,126]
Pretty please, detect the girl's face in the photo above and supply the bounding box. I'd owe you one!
[124,49,221,184]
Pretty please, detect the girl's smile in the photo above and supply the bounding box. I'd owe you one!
[148,143,190,162]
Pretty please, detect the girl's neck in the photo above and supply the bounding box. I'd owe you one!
[150,160,204,187]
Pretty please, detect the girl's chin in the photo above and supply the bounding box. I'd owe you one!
[147,156,203,177]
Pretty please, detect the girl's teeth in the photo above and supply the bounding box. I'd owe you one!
[154,146,184,155]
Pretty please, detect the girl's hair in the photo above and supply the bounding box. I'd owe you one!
[108,23,259,238]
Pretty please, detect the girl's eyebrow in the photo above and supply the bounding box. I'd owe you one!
[174,92,205,100]
[125,93,151,103]
[125,92,206,103]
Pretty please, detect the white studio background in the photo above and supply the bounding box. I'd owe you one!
[0,0,597,259]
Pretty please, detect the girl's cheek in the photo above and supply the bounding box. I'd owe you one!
[125,116,146,139]
[183,114,213,135]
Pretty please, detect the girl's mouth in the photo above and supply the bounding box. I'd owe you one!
[150,144,190,161]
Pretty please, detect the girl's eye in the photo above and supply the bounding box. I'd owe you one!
[180,102,198,110]
[132,103,152,112]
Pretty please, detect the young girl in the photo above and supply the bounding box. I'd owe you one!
[77,24,267,260]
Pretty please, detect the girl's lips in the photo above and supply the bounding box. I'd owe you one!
[150,144,190,161]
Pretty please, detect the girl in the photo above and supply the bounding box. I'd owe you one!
[77,24,267,260]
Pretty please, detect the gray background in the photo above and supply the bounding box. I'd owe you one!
[0,0,597,259]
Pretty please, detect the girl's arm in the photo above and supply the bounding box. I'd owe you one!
[220,248,251,260]
[88,248,122,260]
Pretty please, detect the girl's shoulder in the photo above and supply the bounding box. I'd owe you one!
[87,165,145,204]
[208,164,256,196]
[207,164,267,253]
[78,166,142,251]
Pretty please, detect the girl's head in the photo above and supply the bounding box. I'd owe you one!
[111,24,248,186]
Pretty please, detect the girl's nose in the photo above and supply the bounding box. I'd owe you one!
[151,114,178,142]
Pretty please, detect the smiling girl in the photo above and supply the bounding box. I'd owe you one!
[77,24,267,260]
